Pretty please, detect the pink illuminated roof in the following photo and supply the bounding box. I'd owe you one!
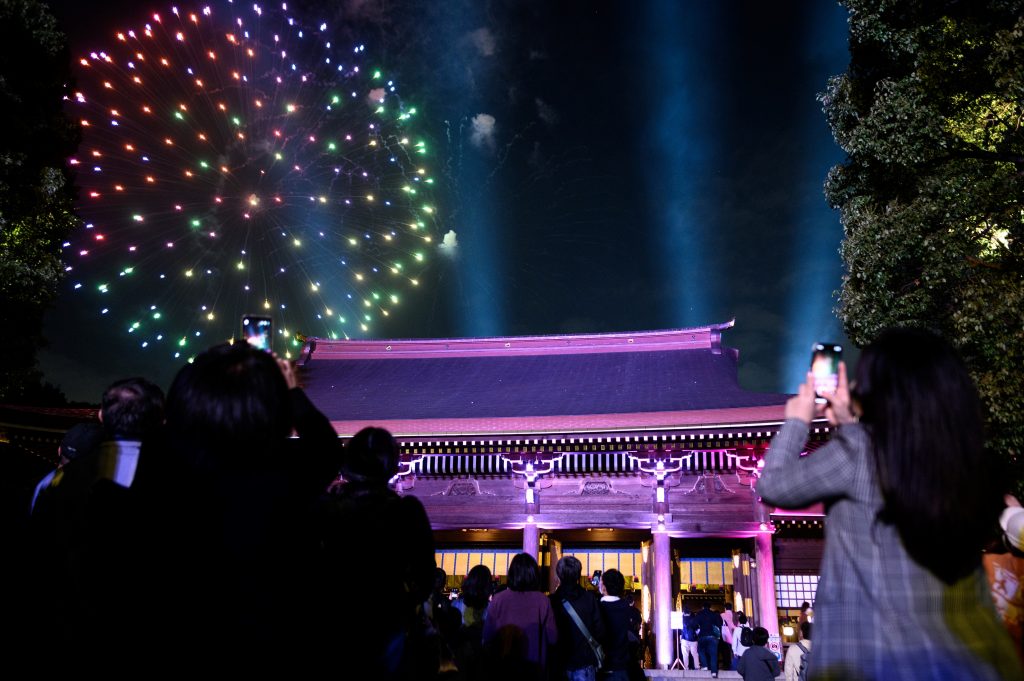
[299,320,789,438]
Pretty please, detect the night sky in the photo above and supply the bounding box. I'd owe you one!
[38,0,854,403]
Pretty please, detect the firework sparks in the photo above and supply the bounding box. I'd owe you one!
[64,1,439,359]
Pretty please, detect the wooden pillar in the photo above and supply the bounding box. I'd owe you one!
[523,520,540,559]
[653,526,673,669]
[754,531,780,636]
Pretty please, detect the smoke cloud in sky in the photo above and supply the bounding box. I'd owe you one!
[470,113,497,149]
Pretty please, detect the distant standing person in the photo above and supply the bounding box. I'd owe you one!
[681,605,700,670]
[737,627,780,681]
[785,622,812,681]
[694,602,724,678]
[550,555,605,680]
[732,613,752,670]
[720,602,736,670]
[597,568,643,681]
[483,552,558,680]
[757,328,1022,679]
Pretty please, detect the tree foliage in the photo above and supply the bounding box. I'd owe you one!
[823,0,1024,493]
[0,0,79,403]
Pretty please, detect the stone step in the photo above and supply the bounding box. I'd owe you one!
[642,670,781,679]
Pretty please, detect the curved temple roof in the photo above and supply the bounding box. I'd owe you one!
[299,320,789,438]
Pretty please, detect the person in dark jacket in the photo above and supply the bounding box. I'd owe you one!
[597,569,643,681]
[550,555,606,680]
[737,626,780,681]
[694,602,724,677]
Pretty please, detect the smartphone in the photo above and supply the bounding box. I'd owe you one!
[810,342,842,404]
[241,315,272,352]
[590,570,603,588]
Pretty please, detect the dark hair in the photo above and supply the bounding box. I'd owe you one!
[854,327,1002,583]
[800,621,812,640]
[462,564,493,610]
[737,613,748,625]
[752,626,769,646]
[507,553,541,592]
[433,567,448,592]
[101,377,165,440]
[342,426,400,484]
[800,601,811,611]
[601,568,625,597]
[59,422,104,461]
[556,555,583,586]
[165,342,291,457]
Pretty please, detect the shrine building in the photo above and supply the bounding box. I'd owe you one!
[298,320,830,668]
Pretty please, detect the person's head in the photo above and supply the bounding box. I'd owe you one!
[462,564,493,609]
[737,613,748,625]
[725,603,733,612]
[800,601,811,613]
[853,327,1002,583]
[433,567,448,595]
[58,422,104,465]
[100,377,165,440]
[800,622,812,641]
[555,555,583,589]
[507,552,540,592]
[601,568,625,597]
[752,626,769,646]
[165,342,291,456]
[342,426,400,484]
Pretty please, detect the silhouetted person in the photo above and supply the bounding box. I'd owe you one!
[598,568,643,681]
[137,343,342,672]
[20,377,165,668]
[312,425,436,679]
[550,555,605,680]
[453,564,494,679]
[483,552,558,680]
[29,422,104,512]
[737,627,779,681]
[695,602,724,677]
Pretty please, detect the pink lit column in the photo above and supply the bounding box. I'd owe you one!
[754,531,779,636]
[523,520,540,559]
[653,527,673,668]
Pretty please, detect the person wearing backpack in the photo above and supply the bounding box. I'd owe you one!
[732,612,752,669]
[784,622,812,681]
[737,626,780,681]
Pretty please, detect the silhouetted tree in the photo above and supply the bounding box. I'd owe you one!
[0,0,79,403]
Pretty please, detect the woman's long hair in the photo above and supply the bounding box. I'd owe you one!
[853,327,1002,583]
[506,553,541,592]
[462,564,494,610]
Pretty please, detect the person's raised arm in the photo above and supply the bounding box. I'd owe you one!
[757,366,863,509]
[278,356,342,483]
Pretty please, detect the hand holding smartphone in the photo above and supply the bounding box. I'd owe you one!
[810,342,842,405]
[242,315,273,352]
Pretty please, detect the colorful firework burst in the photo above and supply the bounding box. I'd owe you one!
[63,0,439,359]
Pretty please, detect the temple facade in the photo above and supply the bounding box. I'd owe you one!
[299,320,829,668]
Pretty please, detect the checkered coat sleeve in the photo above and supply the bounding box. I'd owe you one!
[757,419,1023,681]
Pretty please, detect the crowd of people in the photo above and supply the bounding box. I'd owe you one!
[9,327,1024,679]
